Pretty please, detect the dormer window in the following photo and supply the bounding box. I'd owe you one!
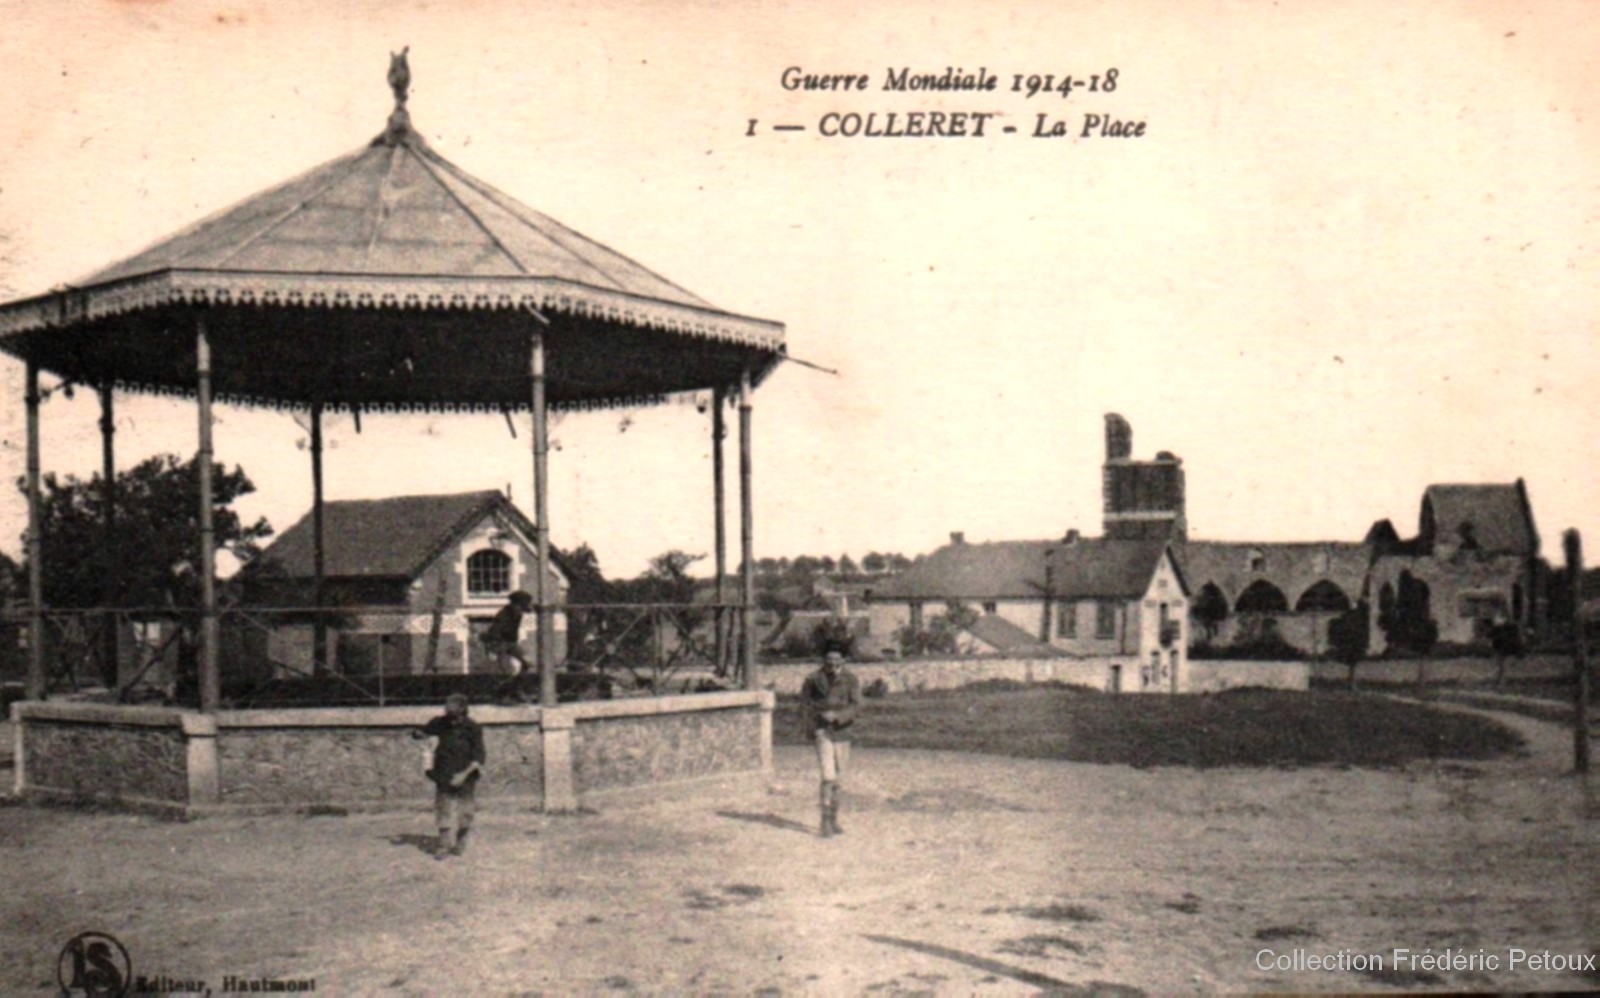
[467,549,513,597]
[1248,549,1265,573]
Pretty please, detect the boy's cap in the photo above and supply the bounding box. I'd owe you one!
[511,590,534,605]
[445,693,469,707]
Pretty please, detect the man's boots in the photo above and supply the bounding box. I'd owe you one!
[453,826,471,856]
[820,781,843,838]
[434,829,453,860]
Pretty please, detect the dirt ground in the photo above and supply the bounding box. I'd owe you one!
[2,706,1596,995]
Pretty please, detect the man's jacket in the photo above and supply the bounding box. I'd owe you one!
[421,714,486,788]
[799,668,862,737]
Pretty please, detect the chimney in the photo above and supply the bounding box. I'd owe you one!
[950,531,966,545]
[1062,529,1080,545]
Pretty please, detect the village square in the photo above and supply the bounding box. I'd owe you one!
[1,2,1597,993]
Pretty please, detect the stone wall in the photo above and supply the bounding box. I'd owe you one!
[1307,654,1574,686]
[574,698,764,795]
[1186,660,1311,693]
[14,691,773,816]
[214,706,546,809]
[13,704,191,810]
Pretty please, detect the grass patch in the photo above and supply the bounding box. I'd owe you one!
[773,686,1524,769]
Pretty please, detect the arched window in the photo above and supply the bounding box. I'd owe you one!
[467,549,513,597]
[1247,548,1265,573]
[1295,579,1352,613]
[1235,579,1289,614]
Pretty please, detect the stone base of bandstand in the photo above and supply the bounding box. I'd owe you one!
[10,690,775,819]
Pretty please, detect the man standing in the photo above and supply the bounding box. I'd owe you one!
[799,641,862,838]
[413,693,485,860]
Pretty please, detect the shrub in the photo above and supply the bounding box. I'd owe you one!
[896,601,981,658]
[1217,616,1306,661]
[778,628,814,660]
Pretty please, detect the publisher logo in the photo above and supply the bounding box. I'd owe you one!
[57,931,130,998]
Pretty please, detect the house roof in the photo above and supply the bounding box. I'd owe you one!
[1051,540,1182,600]
[962,614,1062,656]
[249,490,565,581]
[1421,482,1537,556]
[869,537,1175,602]
[869,540,1049,601]
[1177,541,1370,608]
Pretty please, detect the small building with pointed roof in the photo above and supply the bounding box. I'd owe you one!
[240,490,571,676]
[1364,479,1541,650]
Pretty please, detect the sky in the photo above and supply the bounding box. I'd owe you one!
[0,0,1594,579]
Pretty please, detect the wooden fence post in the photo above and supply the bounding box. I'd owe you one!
[1564,529,1589,774]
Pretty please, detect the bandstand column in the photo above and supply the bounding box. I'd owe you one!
[196,323,220,713]
[24,360,44,700]
[739,368,757,690]
[310,401,327,675]
[530,330,556,707]
[712,386,728,675]
[99,384,118,688]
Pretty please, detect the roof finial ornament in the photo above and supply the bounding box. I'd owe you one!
[379,46,415,146]
[388,46,411,107]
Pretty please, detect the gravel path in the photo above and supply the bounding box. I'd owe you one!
[2,706,1595,994]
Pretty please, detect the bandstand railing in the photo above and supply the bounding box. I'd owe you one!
[1,601,750,709]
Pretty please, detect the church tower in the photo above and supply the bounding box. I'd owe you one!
[1101,413,1187,541]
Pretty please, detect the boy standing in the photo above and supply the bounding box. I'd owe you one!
[799,641,862,838]
[484,590,535,676]
[413,693,485,860]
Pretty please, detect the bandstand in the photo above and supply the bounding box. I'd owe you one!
[0,56,785,815]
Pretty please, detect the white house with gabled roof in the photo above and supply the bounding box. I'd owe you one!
[867,531,1191,693]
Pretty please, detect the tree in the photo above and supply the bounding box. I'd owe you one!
[1190,583,1230,645]
[26,454,272,610]
[22,454,272,690]
[0,551,21,607]
[596,550,711,682]
[560,543,609,655]
[897,600,980,657]
[562,544,606,600]
[1379,571,1438,657]
[1327,600,1371,690]
[1488,620,1524,689]
[838,554,859,577]
[862,552,886,574]
[788,555,821,579]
